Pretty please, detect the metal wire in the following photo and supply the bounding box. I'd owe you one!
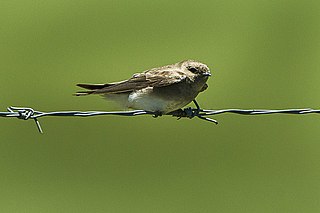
[1,106,319,133]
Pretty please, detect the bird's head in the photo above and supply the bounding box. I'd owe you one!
[179,60,211,78]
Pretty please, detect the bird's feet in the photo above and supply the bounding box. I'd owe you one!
[169,107,200,119]
[168,100,218,124]
[152,111,163,118]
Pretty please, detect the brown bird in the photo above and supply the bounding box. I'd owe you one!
[75,60,211,115]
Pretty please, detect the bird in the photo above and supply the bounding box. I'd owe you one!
[75,60,211,116]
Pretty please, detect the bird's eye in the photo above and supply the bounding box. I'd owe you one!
[187,67,198,73]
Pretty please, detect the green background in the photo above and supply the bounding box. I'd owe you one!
[1,0,320,212]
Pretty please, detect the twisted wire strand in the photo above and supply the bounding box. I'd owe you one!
[1,106,319,133]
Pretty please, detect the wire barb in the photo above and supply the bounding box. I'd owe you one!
[4,107,44,133]
[1,106,320,133]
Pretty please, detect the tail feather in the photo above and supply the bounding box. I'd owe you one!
[76,83,112,90]
[75,83,114,96]
[73,90,95,96]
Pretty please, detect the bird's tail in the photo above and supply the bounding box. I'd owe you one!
[74,83,110,96]
[74,90,95,96]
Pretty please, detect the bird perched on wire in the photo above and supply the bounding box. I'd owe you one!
[75,60,211,116]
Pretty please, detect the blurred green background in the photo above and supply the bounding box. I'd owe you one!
[1,0,320,212]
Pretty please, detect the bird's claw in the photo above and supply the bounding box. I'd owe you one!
[152,111,163,118]
[169,107,200,119]
[154,100,218,124]
[168,105,218,124]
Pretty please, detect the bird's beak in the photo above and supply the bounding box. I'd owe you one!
[203,72,211,77]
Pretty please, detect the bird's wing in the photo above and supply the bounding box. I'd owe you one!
[145,69,188,88]
[76,69,187,95]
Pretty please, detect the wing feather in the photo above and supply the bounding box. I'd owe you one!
[76,68,187,95]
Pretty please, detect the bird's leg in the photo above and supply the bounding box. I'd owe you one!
[193,99,201,115]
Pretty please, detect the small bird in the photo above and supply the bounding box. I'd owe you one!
[75,60,211,115]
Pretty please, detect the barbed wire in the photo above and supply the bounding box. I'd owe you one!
[1,105,319,133]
